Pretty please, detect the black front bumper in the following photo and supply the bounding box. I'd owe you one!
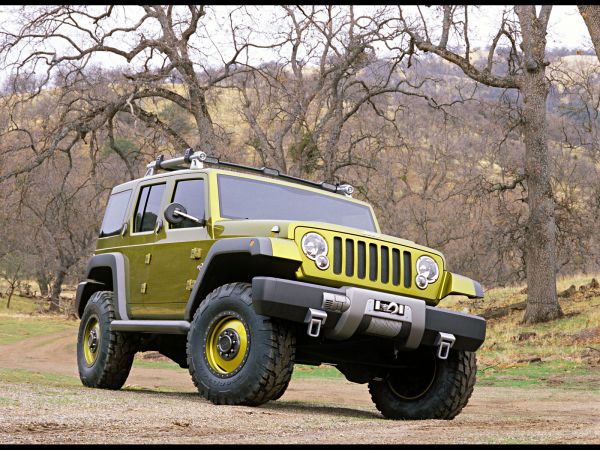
[252,277,486,352]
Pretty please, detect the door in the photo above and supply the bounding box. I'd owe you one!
[140,176,213,319]
[122,181,167,317]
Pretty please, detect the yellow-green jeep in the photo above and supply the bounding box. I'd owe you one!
[75,150,485,419]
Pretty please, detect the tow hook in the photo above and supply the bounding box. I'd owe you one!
[435,332,456,360]
[305,308,327,338]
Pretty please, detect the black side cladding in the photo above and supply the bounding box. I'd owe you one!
[76,253,120,319]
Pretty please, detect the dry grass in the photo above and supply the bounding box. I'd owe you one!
[443,273,600,388]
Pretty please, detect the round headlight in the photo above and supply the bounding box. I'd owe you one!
[301,232,328,260]
[416,256,439,284]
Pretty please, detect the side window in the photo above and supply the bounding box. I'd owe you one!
[99,190,132,238]
[134,183,166,233]
[170,179,205,229]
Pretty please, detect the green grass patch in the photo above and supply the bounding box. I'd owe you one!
[477,359,599,391]
[0,368,81,387]
[132,358,181,370]
[292,364,344,379]
[0,395,17,406]
[0,294,41,314]
[0,315,78,345]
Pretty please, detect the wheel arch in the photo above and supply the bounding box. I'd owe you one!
[184,238,301,321]
[76,253,129,320]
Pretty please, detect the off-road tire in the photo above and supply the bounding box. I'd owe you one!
[368,349,476,420]
[77,291,138,389]
[187,282,295,406]
[270,373,293,401]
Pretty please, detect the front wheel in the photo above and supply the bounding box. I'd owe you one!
[368,348,476,420]
[187,282,295,406]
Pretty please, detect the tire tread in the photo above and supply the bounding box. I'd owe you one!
[368,350,476,420]
[78,291,138,390]
[186,282,295,406]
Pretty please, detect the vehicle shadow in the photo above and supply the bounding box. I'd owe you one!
[120,387,381,420]
[264,401,381,419]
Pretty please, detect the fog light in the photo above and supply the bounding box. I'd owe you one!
[315,254,330,270]
[415,274,428,290]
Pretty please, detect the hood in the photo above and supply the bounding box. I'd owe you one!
[211,218,444,261]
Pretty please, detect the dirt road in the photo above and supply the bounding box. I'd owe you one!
[1,329,599,444]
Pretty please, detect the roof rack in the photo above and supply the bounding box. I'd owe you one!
[144,148,355,197]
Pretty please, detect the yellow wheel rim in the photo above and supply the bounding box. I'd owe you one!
[205,315,249,375]
[83,316,101,366]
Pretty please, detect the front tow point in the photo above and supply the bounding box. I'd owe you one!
[304,308,327,337]
[435,332,456,359]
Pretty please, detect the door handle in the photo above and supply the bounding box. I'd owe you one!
[120,222,128,238]
[155,219,163,234]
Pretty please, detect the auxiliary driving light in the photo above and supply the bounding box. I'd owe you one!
[315,254,330,270]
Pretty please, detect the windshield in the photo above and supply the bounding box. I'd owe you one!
[217,174,377,232]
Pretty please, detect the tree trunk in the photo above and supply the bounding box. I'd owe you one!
[49,268,66,312]
[578,5,600,62]
[36,270,50,297]
[520,70,563,323]
[6,286,15,309]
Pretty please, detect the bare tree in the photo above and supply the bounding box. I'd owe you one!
[0,253,24,309]
[0,5,259,182]
[396,5,562,323]
[236,5,436,182]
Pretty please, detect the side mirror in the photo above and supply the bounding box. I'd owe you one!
[164,202,206,227]
[120,222,128,237]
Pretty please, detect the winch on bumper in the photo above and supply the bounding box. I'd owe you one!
[251,277,486,360]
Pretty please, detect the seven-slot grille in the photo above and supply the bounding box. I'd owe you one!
[332,236,413,288]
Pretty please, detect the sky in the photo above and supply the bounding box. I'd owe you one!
[483,5,590,50]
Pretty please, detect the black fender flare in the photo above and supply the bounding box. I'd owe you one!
[184,237,300,321]
[75,252,129,320]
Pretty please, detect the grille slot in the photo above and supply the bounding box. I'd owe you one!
[369,244,378,281]
[333,237,342,274]
[357,241,366,279]
[392,248,400,285]
[403,251,412,288]
[345,239,354,276]
[381,246,389,284]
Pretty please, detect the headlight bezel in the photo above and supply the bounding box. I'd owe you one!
[301,232,328,261]
[415,255,440,289]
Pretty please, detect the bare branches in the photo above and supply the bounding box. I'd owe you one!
[485,174,526,194]
[397,6,520,89]
[237,5,431,180]
[0,5,266,182]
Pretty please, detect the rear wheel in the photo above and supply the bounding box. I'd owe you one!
[187,282,295,406]
[368,348,476,420]
[77,291,138,389]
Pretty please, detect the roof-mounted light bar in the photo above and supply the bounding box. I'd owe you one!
[144,148,355,197]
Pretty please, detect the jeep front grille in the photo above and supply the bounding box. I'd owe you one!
[332,236,412,288]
